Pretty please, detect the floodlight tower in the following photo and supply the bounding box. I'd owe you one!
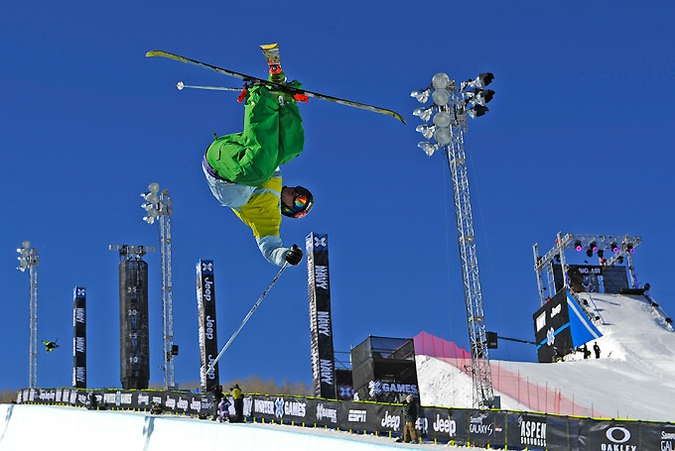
[411,72,496,409]
[17,240,39,388]
[141,182,176,390]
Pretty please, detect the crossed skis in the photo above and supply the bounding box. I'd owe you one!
[146,48,406,124]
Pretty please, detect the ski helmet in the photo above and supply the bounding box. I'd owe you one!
[281,185,314,219]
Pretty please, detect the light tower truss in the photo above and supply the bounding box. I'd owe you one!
[141,183,176,390]
[17,241,40,388]
[532,232,642,305]
[411,72,496,409]
[444,106,494,410]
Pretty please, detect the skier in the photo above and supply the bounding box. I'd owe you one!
[42,340,59,353]
[201,43,313,267]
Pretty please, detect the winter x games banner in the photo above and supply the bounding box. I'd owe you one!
[196,259,219,392]
[72,286,86,388]
[306,232,337,399]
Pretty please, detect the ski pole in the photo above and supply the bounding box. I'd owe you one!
[176,81,241,92]
[206,262,290,374]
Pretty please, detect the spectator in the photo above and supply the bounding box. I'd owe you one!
[230,384,244,422]
[593,342,601,359]
[400,394,418,443]
[581,344,591,359]
[150,402,163,415]
[211,384,224,421]
[218,397,231,423]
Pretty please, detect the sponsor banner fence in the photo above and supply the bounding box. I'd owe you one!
[17,389,675,449]
[16,388,214,417]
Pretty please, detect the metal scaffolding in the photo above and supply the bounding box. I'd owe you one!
[17,241,39,388]
[411,72,496,408]
[141,183,176,390]
[533,232,643,305]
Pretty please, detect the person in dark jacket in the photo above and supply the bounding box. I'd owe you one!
[230,384,244,423]
[402,394,418,443]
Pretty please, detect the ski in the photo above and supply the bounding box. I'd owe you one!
[146,49,406,124]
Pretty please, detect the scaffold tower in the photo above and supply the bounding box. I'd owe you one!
[141,182,176,390]
[17,241,39,388]
[411,72,496,408]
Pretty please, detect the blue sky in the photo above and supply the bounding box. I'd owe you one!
[2,1,675,391]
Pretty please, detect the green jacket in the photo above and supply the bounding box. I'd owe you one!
[205,84,305,187]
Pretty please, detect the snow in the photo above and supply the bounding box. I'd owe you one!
[0,404,486,451]
[416,291,675,421]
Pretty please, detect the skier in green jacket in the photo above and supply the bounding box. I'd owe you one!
[201,44,313,266]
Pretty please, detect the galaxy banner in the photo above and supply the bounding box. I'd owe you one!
[306,232,336,399]
[72,286,87,388]
[196,259,219,392]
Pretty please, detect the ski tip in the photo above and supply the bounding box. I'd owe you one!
[260,43,280,51]
[146,50,164,58]
[389,111,406,124]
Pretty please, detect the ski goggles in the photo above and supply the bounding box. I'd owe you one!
[281,186,314,218]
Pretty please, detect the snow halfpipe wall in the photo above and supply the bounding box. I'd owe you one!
[0,404,420,451]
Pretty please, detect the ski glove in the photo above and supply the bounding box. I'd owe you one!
[284,244,303,266]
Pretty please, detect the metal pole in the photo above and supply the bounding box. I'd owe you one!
[159,190,175,390]
[28,251,38,388]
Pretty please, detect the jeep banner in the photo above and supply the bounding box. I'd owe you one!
[196,259,219,392]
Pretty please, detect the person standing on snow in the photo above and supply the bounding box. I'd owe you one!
[230,384,244,423]
[593,342,601,359]
[201,43,313,267]
[398,394,419,443]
